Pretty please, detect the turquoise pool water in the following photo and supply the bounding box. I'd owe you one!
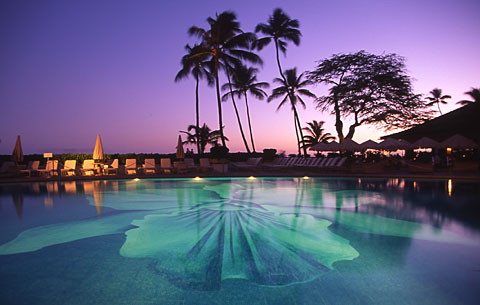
[0,177,479,304]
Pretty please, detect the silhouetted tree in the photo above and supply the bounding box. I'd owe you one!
[268,68,316,156]
[302,120,335,150]
[222,64,269,152]
[457,88,480,106]
[425,88,451,115]
[308,51,433,141]
[175,44,213,154]
[180,124,227,154]
[188,11,262,148]
[255,8,300,81]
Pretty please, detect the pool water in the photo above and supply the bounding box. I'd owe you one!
[0,177,479,304]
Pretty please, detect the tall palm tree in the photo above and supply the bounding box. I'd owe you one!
[180,124,227,154]
[425,88,451,115]
[222,65,269,152]
[301,120,335,150]
[268,68,316,156]
[457,88,480,106]
[175,44,213,154]
[188,11,262,148]
[255,8,301,81]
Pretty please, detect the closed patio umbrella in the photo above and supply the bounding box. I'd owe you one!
[176,135,185,159]
[410,137,441,149]
[440,134,478,149]
[93,134,104,161]
[12,135,23,163]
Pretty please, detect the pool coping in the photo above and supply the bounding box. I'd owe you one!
[1,169,479,184]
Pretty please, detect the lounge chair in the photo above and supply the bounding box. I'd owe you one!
[143,159,156,174]
[81,159,96,176]
[0,161,16,174]
[325,157,339,168]
[173,161,188,174]
[231,157,262,170]
[105,159,119,175]
[199,158,212,172]
[20,161,40,176]
[125,159,137,175]
[185,158,198,171]
[262,158,288,169]
[38,160,59,176]
[61,160,76,176]
[160,158,173,173]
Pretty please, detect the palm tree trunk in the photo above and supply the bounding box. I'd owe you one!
[244,92,256,152]
[214,58,227,147]
[226,68,251,153]
[274,39,286,82]
[437,102,442,115]
[293,112,301,156]
[293,105,307,156]
[334,98,344,142]
[195,76,201,154]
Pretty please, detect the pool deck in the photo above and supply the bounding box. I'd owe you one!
[1,167,479,184]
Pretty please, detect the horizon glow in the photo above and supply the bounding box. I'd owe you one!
[1,0,479,155]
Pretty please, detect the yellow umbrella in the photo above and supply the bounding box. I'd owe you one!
[176,135,185,159]
[93,134,104,160]
[12,135,23,163]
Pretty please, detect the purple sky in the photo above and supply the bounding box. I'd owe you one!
[1,0,479,155]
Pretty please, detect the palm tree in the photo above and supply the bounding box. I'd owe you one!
[457,88,480,106]
[301,120,335,150]
[222,64,269,152]
[255,8,301,81]
[425,88,451,115]
[268,68,316,156]
[180,124,227,154]
[188,11,262,148]
[175,44,213,154]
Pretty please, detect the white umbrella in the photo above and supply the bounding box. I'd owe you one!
[440,134,478,149]
[410,137,441,149]
[93,134,104,160]
[360,140,379,150]
[12,135,23,163]
[377,138,410,150]
[176,135,185,159]
[337,138,362,151]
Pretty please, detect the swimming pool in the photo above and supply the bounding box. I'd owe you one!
[1,177,479,304]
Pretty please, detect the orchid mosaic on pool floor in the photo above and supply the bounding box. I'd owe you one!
[1,178,479,304]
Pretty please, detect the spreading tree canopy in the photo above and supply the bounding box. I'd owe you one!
[308,51,434,142]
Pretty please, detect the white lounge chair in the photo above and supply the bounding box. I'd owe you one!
[105,159,119,175]
[125,159,137,175]
[160,158,173,173]
[143,159,156,174]
[231,157,262,170]
[38,160,59,176]
[199,158,212,172]
[61,160,76,176]
[20,161,40,176]
[81,159,96,176]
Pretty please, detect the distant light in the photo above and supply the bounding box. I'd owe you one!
[446,147,452,154]
[194,176,202,181]
[413,181,417,189]
[133,178,140,181]
[358,178,362,184]
[303,176,310,180]
[248,176,256,180]
[448,179,452,197]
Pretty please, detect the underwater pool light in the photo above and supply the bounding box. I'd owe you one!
[133,178,140,181]
[303,176,310,180]
[248,176,256,180]
[193,176,202,181]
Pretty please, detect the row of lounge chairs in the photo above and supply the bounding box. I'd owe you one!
[263,157,347,170]
[0,157,224,177]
